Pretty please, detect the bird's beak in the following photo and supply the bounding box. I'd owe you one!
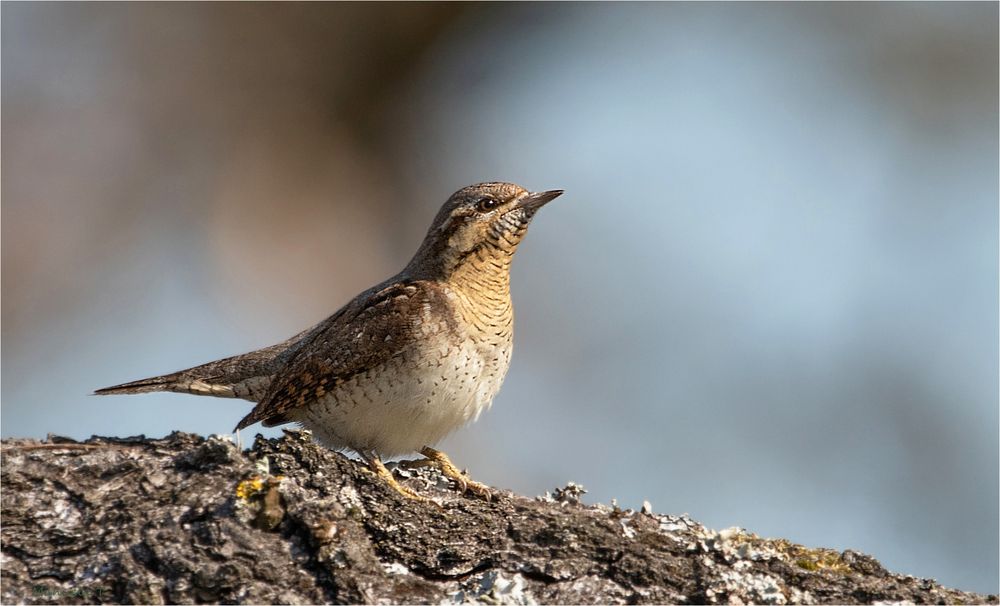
[516,189,564,212]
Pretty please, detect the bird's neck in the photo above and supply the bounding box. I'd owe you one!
[443,248,515,339]
[404,235,518,332]
[448,247,513,300]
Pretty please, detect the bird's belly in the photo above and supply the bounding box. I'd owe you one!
[295,340,510,457]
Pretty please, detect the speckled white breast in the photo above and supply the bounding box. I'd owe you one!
[294,329,512,458]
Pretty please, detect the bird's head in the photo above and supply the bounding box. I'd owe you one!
[408,182,563,278]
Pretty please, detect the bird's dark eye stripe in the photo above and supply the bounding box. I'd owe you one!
[477,197,500,212]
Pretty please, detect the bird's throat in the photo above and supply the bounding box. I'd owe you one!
[447,246,514,334]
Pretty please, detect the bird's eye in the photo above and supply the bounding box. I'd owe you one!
[477,197,500,212]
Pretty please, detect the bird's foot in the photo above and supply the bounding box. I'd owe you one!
[367,456,429,502]
[399,446,494,501]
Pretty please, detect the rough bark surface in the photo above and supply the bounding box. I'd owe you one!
[1,432,995,605]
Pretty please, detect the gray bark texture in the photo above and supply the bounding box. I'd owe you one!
[1,432,995,605]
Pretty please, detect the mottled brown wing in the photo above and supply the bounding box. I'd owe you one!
[234,280,452,430]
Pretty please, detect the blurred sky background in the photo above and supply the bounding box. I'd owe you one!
[2,2,997,595]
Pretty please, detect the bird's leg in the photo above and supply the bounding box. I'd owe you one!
[402,446,493,500]
[365,454,427,501]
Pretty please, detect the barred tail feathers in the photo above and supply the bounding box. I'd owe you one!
[93,330,312,401]
[93,372,237,398]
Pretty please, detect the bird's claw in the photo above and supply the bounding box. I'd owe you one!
[417,446,495,501]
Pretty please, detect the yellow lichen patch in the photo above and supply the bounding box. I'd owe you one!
[236,476,264,500]
[771,539,853,575]
[705,531,853,576]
